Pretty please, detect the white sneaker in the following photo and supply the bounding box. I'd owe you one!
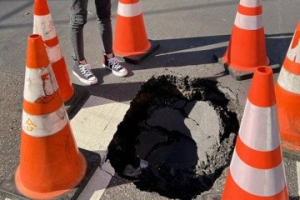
[103,56,128,77]
[72,63,98,85]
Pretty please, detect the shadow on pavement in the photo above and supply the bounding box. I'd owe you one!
[123,33,293,71]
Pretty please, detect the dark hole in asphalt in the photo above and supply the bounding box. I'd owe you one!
[107,75,239,200]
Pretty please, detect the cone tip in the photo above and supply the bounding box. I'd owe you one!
[256,66,272,75]
[26,34,49,69]
[248,66,276,107]
[29,34,41,40]
[34,0,50,16]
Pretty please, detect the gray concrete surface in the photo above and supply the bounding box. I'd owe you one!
[0,0,300,199]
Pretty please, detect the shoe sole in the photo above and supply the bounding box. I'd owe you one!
[72,71,98,85]
[102,64,128,77]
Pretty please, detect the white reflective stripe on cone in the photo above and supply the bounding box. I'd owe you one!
[234,12,263,30]
[240,0,262,7]
[22,105,68,137]
[239,100,280,151]
[46,43,62,63]
[230,151,286,197]
[33,14,57,41]
[278,66,300,94]
[24,66,59,102]
[117,2,142,17]
[286,40,300,63]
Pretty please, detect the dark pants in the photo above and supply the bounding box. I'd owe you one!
[69,0,113,62]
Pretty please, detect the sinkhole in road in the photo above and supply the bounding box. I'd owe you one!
[107,75,240,199]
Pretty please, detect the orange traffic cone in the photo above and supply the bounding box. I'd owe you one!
[113,0,159,64]
[33,0,74,102]
[215,0,280,80]
[15,34,86,199]
[275,21,300,160]
[222,67,289,199]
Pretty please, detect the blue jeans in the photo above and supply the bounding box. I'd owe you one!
[69,0,113,62]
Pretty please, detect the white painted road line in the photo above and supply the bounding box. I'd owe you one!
[76,162,115,200]
[297,161,300,196]
[70,96,130,200]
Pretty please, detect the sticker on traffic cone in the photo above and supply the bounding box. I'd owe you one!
[113,0,159,64]
[33,0,74,102]
[15,34,87,199]
[222,67,289,199]
[214,0,280,80]
[275,21,300,160]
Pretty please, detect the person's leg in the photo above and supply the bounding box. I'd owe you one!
[70,0,88,63]
[95,0,113,56]
[95,0,128,77]
[70,0,98,85]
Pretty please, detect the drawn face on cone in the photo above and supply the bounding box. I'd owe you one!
[34,72,55,104]
[42,73,54,95]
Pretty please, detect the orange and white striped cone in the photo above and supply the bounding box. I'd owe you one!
[15,34,86,199]
[33,0,74,102]
[113,0,159,64]
[275,21,300,160]
[222,66,289,200]
[214,0,280,80]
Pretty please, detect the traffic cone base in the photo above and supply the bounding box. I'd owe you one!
[215,52,280,80]
[118,40,160,64]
